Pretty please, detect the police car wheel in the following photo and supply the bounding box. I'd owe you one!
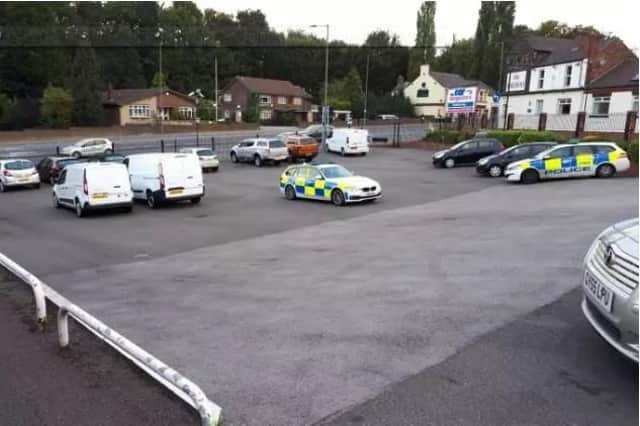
[488,165,502,177]
[521,169,539,184]
[596,163,615,178]
[331,189,345,206]
[285,185,296,200]
[444,158,455,169]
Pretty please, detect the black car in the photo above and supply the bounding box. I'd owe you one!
[475,141,558,177]
[432,138,504,168]
[36,156,83,184]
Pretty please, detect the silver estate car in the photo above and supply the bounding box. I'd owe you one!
[230,138,289,167]
[582,218,639,362]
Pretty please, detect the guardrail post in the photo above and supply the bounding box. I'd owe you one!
[57,307,69,347]
[112,142,116,153]
[161,139,165,153]
[174,138,177,152]
[211,136,215,152]
[56,146,60,155]
[0,252,47,329]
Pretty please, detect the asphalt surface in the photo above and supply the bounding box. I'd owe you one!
[0,269,198,426]
[0,123,429,163]
[0,147,637,425]
[319,288,639,426]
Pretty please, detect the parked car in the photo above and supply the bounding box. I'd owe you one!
[37,156,84,184]
[91,153,127,164]
[0,159,40,192]
[230,138,289,167]
[283,135,319,162]
[53,162,133,217]
[278,125,334,142]
[326,128,370,156]
[126,153,204,208]
[376,114,399,120]
[280,162,381,206]
[476,142,558,177]
[582,218,638,362]
[179,147,219,172]
[505,142,630,184]
[432,138,504,168]
[61,138,113,158]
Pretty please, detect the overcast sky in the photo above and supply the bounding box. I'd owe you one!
[195,0,639,51]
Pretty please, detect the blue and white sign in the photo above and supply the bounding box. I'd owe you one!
[492,94,501,104]
[446,87,476,113]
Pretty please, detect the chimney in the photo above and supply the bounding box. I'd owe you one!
[420,64,430,77]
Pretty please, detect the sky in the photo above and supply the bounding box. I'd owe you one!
[195,0,639,51]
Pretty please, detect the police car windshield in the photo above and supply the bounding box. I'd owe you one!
[321,166,352,179]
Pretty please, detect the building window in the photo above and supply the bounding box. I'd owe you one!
[632,95,639,112]
[128,104,150,118]
[223,93,232,102]
[293,97,302,106]
[417,88,429,98]
[178,107,194,119]
[259,109,272,121]
[535,99,544,114]
[565,65,573,87]
[277,96,287,104]
[557,98,572,115]
[538,70,545,89]
[591,96,611,116]
[259,95,271,105]
[224,110,230,119]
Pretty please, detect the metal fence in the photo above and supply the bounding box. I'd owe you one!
[0,251,222,426]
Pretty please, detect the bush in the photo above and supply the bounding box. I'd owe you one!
[426,130,475,145]
[41,84,73,129]
[627,140,638,164]
[486,130,568,147]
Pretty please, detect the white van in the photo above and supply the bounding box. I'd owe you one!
[326,128,369,156]
[126,153,204,208]
[53,162,133,217]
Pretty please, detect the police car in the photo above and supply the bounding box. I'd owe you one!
[280,162,382,206]
[504,142,630,184]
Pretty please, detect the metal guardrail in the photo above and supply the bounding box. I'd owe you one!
[0,251,222,426]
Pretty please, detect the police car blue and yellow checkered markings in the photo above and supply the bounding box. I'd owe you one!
[506,142,629,182]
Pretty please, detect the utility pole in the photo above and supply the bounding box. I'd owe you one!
[311,24,330,151]
[214,55,219,122]
[157,29,164,136]
[363,53,370,127]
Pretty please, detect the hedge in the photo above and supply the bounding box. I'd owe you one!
[425,130,475,145]
[485,130,568,147]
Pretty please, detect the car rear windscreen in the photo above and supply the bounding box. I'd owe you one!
[269,140,286,148]
[5,160,34,170]
[300,138,316,145]
[197,149,215,156]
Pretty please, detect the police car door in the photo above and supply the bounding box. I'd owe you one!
[573,144,596,176]
[294,166,312,198]
[542,146,573,179]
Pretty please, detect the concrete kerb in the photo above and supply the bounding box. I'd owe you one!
[0,251,222,426]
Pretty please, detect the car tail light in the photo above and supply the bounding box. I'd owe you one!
[619,151,628,158]
[3,170,12,176]
[159,164,165,190]
[83,169,88,194]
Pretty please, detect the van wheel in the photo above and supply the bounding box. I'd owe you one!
[274,161,281,166]
[212,167,219,172]
[254,155,262,167]
[444,158,455,168]
[146,190,158,209]
[331,189,345,206]
[285,185,296,200]
[49,176,56,185]
[105,149,113,155]
[521,169,539,184]
[53,194,61,208]
[191,197,201,204]
[596,163,615,178]
[123,205,133,213]
[75,200,85,217]
[72,151,81,159]
[33,183,40,189]
[340,148,345,157]
[0,181,5,192]
[231,152,238,163]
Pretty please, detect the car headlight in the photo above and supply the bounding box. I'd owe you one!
[478,158,489,165]
[433,152,444,159]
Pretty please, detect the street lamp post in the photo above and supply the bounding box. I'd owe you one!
[156,28,164,135]
[364,53,370,127]
[311,24,329,151]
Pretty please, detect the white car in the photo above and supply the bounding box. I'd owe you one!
[0,159,40,191]
[582,218,638,362]
[127,153,204,208]
[61,138,114,158]
[179,147,219,172]
[326,128,369,156]
[53,162,133,217]
[505,142,630,184]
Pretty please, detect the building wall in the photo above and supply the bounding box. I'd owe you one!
[405,64,447,117]
[502,91,585,116]
[585,91,638,115]
[119,95,158,125]
[527,59,588,92]
[220,81,249,119]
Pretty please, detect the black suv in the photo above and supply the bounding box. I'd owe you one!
[432,138,504,168]
[475,141,558,177]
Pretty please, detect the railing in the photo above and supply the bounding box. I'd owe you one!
[0,251,222,426]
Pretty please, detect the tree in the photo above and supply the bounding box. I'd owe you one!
[0,94,16,130]
[433,38,475,77]
[151,72,168,89]
[408,1,437,80]
[533,20,603,38]
[362,31,409,96]
[326,67,364,116]
[71,47,103,126]
[41,84,73,128]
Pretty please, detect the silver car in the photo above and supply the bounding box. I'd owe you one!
[230,138,289,167]
[582,218,639,362]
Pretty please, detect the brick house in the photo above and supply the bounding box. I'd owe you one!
[102,87,197,126]
[219,76,313,123]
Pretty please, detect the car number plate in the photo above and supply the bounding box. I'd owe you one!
[92,193,108,199]
[169,189,183,195]
[584,271,613,312]
[18,178,30,183]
